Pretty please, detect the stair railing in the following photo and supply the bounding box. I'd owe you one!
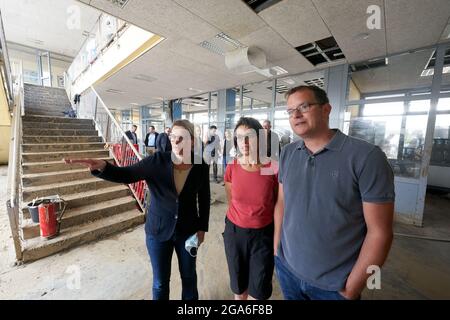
[6,63,25,262]
[89,86,148,212]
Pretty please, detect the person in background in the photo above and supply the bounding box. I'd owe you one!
[279,132,291,149]
[222,129,234,186]
[194,125,204,158]
[204,125,221,183]
[223,117,278,300]
[262,120,281,161]
[274,85,395,300]
[122,124,139,160]
[124,124,138,144]
[156,127,172,153]
[64,119,210,301]
[144,126,159,156]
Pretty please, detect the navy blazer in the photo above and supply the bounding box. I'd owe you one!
[155,132,172,152]
[92,152,210,241]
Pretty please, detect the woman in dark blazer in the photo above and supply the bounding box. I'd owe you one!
[64,120,210,300]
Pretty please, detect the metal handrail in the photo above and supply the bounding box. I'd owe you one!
[5,63,24,261]
[90,86,147,212]
[91,86,142,160]
[67,13,128,85]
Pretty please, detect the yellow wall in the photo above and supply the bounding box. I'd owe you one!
[348,79,361,101]
[0,76,11,164]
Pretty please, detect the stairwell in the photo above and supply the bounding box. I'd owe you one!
[19,84,144,262]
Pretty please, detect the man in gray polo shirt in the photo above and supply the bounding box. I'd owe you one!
[274,85,395,300]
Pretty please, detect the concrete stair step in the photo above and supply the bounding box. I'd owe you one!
[22,149,109,162]
[22,142,106,153]
[22,168,93,187]
[21,196,138,240]
[25,105,71,112]
[22,184,131,217]
[22,115,93,125]
[22,157,113,174]
[21,209,145,262]
[22,135,102,144]
[25,110,69,117]
[22,177,118,202]
[22,121,94,130]
[23,128,98,136]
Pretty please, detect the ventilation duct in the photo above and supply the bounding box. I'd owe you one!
[225,46,267,74]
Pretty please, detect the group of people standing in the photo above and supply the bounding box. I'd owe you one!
[64,85,395,301]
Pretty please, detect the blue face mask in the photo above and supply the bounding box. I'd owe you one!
[185,233,199,257]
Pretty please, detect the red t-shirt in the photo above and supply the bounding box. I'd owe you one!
[224,160,279,229]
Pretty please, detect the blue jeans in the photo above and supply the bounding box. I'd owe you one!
[275,256,348,300]
[146,233,198,300]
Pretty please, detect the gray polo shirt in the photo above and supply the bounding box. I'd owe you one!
[278,129,395,291]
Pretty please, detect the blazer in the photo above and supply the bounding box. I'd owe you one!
[124,130,138,144]
[92,151,210,241]
[155,132,172,152]
[144,132,159,147]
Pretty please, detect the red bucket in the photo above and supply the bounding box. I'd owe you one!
[38,197,67,239]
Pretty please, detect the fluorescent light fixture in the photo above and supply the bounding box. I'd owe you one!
[271,66,289,75]
[106,88,125,94]
[282,78,296,85]
[421,66,450,77]
[133,74,156,82]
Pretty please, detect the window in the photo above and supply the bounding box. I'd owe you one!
[437,97,450,111]
[363,101,404,116]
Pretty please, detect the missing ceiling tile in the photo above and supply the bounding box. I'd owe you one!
[296,36,346,66]
[242,0,283,14]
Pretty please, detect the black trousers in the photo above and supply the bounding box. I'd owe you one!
[212,162,218,180]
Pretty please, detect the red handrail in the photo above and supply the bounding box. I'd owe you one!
[111,143,148,212]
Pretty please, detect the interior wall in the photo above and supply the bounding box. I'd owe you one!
[0,76,11,164]
[8,47,70,88]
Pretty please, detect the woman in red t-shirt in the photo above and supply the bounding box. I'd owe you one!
[223,117,278,300]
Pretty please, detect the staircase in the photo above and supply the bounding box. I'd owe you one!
[19,84,145,262]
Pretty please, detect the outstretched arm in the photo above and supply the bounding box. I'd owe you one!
[64,157,152,184]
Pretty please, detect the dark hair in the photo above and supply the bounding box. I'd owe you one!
[263,120,271,125]
[233,117,266,160]
[285,85,329,105]
[209,125,217,130]
[172,119,194,139]
[132,125,137,129]
[149,125,155,130]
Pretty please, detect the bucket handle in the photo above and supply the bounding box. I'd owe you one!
[56,199,67,234]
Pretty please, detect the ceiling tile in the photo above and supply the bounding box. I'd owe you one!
[258,0,331,47]
[312,0,387,63]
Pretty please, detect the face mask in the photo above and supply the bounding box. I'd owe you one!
[185,233,199,257]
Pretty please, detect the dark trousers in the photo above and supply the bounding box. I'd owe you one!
[146,233,198,300]
[213,162,218,180]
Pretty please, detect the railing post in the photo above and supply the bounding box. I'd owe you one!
[6,199,23,262]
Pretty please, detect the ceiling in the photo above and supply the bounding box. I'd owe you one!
[352,48,450,94]
[0,0,101,57]
[66,0,450,107]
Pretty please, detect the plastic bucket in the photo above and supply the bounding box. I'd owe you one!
[27,199,43,223]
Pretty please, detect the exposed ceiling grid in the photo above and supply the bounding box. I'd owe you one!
[73,0,450,109]
[311,0,387,63]
[258,0,331,48]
